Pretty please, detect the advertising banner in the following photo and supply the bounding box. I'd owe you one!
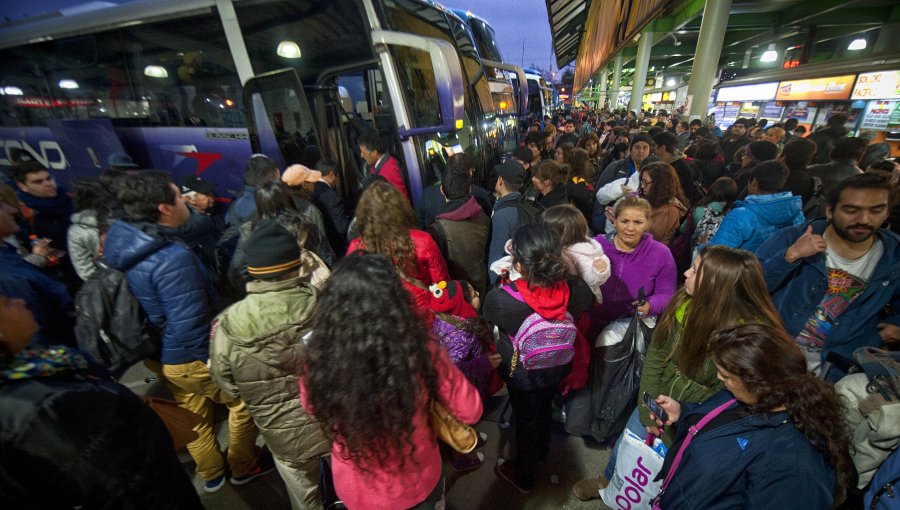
[776,75,857,101]
[851,70,900,100]
[859,100,896,130]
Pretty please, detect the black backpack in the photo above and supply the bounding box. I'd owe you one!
[496,195,542,227]
[74,260,161,378]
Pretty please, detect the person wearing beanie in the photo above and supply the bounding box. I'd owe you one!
[709,160,804,252]
[210,218,329,509]
[730,140,779,193]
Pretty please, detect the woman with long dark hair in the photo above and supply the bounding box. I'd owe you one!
[648,323,851,509]
[300,254,482,510]
[638,161,689,246]
[690,176,738,248]
[483,224,593,493]
[67,177,117,280]
[348,180,449,315]
[565,148,598,222]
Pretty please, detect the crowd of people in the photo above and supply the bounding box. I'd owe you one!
[0,104,898,510]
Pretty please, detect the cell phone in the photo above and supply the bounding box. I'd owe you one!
[642,392,668,422]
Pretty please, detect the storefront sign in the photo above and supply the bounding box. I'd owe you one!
[775,75,856,101]
[715,82,779,102]
[851,70,900,100]
[785,104,817,122]
[860,100,896,130]
[739,103,760,117]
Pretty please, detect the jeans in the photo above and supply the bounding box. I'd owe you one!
[603,407,645,480]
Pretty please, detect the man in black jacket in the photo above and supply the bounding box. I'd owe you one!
[720,118,751,165]
[311,159,351,255]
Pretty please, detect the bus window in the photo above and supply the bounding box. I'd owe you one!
[0,12,245,130]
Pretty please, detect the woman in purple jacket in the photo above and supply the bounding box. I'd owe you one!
[594,196,678,325]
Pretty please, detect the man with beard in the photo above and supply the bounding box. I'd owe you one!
[756,173,900,381]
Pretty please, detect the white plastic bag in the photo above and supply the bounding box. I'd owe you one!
[600,429,667,510]
[596,316,657,347]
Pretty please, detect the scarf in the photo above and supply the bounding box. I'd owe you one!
[0,345,98,383]
[516,279,570,320]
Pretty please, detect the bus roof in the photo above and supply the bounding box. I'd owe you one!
[0,0,216,50]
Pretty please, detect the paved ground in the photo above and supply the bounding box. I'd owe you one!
[121,363,614,510]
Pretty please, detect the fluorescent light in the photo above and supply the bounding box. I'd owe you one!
[666,79,676,87]
[1,86,23,95]
[760,43,778,63]
[848,38,867,51]
[143,65,168,78]
[277,41,302,59]
[59,79,79,89]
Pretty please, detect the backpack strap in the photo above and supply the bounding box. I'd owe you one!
[501,284,525,302]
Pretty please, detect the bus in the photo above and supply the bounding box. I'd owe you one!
[0,0,516,203]
[510,68,553,121]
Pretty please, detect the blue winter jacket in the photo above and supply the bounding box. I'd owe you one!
[104,220,217,365]
[659,390,835,510]
[709,192,804,253]
[488,192,522,283]
[224,185,256,227]
[756,220,900,364]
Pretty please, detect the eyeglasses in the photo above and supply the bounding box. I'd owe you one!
[640,179,652,186]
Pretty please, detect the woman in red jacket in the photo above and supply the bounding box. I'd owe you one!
[300,253,482,510]
[348,180,449,317]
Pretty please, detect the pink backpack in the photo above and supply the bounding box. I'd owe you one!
[502,285,577,375]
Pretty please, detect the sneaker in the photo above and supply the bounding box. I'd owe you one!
[494,459,532,494]
[229,464,276,486]
[476,432,488,449]
[204,474,226,493]
[572,475,609,501]
[452,451,484,472]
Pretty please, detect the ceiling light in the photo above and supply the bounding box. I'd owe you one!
[848,38,867,51]
[760,44,778,63]
[277,41,302,59]
[143,65,168,78]
[1,86,23,96]
[666,79,676,87]
[59,79,79,89]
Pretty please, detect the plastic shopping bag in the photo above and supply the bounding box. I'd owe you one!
[600,429,667,510]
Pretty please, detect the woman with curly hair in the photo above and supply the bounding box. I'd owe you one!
[299,253,482,510]
[348,180,449,314]
[483,224,594,493]
[647,323,851,509]
[638,161,689,246]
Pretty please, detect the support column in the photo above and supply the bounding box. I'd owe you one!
[686,0,732,120]
[611,54,624,108]
[598,68,608,108]
[628,29,654,113]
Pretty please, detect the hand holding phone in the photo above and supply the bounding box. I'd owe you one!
[642,392,668,423]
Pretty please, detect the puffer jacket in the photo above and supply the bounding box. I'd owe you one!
[709,192,804,253]
[104,220,217,365]
[210,277,330,465]
[67,209,100,281]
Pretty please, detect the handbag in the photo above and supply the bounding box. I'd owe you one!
[430,400,478,453]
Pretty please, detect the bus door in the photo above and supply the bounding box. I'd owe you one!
[240,68,321,174]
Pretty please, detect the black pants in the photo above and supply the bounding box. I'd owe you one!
[508,385,557,489]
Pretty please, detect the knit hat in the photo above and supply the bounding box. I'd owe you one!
[745,140,778,162]
[246,220,302,278]
[513,146,535,164]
